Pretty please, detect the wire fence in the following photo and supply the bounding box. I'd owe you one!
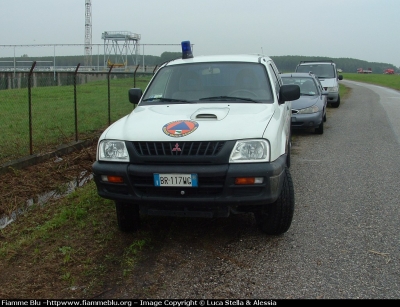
[0,61,153,168]
[0,43,182,73]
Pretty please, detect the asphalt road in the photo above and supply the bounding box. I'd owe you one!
[108,80,400,299]
[286,80,400,298]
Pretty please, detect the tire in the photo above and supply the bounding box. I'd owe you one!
[115,201,140,232]
[286,130,292,168]
[254,167,295,235]
[323,113,327,122]
[315,119,324,134]
[330,95,340,108]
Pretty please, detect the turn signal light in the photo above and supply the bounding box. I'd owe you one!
[235,177,264,185]
[101,175,124,183]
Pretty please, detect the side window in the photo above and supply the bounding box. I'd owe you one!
[144,67,175,99]
[332,65,338,79]
[316,79,324,93]
[268,63,281,99]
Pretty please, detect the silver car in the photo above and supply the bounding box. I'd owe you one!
[281,72,328,134]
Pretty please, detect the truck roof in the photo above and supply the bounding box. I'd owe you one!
[299,60,335,65]
[164,54,273,66]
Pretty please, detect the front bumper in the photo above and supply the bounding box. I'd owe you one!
[291,111,323,129]
[92,155,287,218]
[327,91,339,103]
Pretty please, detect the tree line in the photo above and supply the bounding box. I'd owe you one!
[1,53,398,74]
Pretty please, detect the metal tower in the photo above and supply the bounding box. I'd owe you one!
[102,31,141,69]
[84,0,92,67]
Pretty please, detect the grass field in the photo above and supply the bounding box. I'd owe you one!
[341,72,400,91]
[337,73,400,106]
[0,75,152,165]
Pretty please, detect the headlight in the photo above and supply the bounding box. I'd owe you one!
[229,139,270,163]
[328,86,338,92]
[98,140,129,162]
[297,105,319,114]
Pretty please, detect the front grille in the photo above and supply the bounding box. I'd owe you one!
[132,141,225,156]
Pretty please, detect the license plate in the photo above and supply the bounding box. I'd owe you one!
[154,173,198,187]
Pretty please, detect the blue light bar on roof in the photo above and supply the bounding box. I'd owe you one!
[181,41,193,59]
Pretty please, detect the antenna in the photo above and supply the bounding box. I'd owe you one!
[84,0,92,67]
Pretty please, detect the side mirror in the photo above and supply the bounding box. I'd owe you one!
[338,75,343,80]
[279,84,300,104]
[128,88,143,104]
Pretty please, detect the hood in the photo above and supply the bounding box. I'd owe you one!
[101,103,276,141]
[292,96,320,110]
[318,77,337,88]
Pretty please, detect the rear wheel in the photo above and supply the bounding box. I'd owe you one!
[254,167,295,235]
[115,201,140,232]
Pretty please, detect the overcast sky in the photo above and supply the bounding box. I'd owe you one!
[1,0,400,67]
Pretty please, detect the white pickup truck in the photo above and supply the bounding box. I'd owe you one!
[92,41,300,235]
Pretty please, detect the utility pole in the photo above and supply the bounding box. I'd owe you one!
[84,0,92,67]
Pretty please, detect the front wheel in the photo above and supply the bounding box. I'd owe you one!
[254,167,295,235]
[115,201,140,232]
[286,129,292,168]
[330,96,340,108]
[315,120,324,134]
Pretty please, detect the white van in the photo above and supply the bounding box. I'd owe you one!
[295,60,343,108]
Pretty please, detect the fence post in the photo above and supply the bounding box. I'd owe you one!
[107,64,114,126]
[73,64,80,142]
[134,65,139,87]
[28,61,37,155]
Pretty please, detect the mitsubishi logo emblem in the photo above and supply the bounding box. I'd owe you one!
[172,143,181,152]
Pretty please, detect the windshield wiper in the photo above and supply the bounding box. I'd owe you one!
[199,96,259,103]
[142,97,191,103]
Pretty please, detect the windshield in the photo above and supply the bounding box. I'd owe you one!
[296,64,335,78]
[282,77,318,96]
[141,62,274,105]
